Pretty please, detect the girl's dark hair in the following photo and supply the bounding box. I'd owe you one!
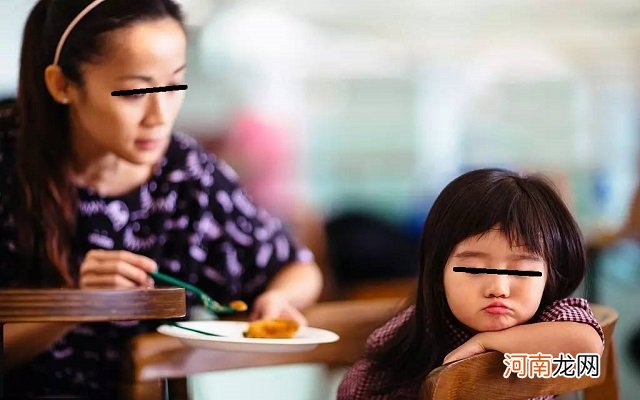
[16,0,184,286]
[371,168,586,394]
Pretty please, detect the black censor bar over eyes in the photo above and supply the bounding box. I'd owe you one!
[453,266,542,277]
[111,84,188,96]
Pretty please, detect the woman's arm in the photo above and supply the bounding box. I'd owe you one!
[260,261,323,309]
[195,152,323,323]
[250,261,323,323]
[480,321,604,356]
[4,322,77,369]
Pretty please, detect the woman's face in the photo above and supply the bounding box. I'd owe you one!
[67,17,187,166]
[443,226,547,332]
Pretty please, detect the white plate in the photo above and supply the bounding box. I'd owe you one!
[157,321,340,353]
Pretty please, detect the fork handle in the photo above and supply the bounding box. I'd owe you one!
[169,322,225,337]
[149,271,205,297]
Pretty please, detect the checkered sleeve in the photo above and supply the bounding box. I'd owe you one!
[337,357,378,400]
[336,306,415,400]
[364,306,415,353]
[536,297,605,347]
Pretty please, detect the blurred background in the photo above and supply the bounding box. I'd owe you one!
[2,0,640,399]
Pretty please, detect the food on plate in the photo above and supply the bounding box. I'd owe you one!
[228,300,248,312]
[243,318,300,338]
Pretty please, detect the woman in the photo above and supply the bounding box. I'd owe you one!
[0,0,322,397]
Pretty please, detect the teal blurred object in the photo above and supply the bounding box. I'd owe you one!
[189,364,348,400]
[598,240,640,283]
[593,239,640,399]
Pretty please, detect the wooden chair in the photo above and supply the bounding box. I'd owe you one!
[121,297,407,400]
[421,304,619,400]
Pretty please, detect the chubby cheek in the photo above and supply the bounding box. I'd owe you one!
[517,278,546,320]
[444,271,474,323]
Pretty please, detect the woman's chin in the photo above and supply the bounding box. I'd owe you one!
[125,152,163,166]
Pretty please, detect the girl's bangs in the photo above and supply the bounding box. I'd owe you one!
[456,183,553,258]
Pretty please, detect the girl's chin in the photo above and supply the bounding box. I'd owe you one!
[470,317,518,332]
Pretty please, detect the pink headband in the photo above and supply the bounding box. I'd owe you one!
[52,0,106,65]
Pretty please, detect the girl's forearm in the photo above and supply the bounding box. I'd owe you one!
[264,262,323,309]
[4,322,77,369]
[479,322,603,357]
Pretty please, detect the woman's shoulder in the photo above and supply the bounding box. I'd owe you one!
[0,100,18,220]
[0,99,18,152]
[0,100,18,181]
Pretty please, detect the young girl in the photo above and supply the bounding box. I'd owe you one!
[0,0,321,397]
[338,168,604,400]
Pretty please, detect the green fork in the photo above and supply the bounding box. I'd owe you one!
[149,271,247,315]
[167,321,226,337]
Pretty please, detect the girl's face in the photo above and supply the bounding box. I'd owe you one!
[443,227,547,332]
[67,17,187,166]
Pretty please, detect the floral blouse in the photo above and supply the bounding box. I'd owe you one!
[0,104,313,398]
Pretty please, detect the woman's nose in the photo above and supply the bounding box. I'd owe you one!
[484,273,510,298]
[143,92,167,126]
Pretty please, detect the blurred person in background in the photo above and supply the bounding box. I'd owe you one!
[589,177,640,373]
[211,107,335,300]
[612,183,640,369]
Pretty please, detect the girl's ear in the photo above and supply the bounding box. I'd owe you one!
[44,64,73,105]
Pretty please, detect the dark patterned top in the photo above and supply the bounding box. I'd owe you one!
[337,297,605,400]
[0,104,313,398]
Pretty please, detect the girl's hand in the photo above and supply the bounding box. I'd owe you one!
[79,250,157,289]
[249,290,308,326]
[443,334,488,365]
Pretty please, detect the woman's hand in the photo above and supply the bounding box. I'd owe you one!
[79,250,157,289]
[443,333,488,365]
[249,290,308,326]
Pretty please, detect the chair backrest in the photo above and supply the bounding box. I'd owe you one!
[121,298,406,400]
[420,304,619,400]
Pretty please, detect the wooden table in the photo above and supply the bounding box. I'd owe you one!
[0,288,186,398]
[123,298,406,400]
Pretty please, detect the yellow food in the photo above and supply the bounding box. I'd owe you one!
[243,318,300,338]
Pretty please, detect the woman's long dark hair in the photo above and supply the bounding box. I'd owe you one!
[371,168,586,394]
[16,0,184,286]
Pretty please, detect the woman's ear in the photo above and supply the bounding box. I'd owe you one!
[44,64,72,105]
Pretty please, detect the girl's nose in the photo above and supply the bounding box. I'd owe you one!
[484,273,510,298]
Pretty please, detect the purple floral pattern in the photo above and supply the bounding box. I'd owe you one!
[0,115,313,398]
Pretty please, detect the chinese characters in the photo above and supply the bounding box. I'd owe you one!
[503,352,600,379]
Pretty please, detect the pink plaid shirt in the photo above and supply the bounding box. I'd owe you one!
[337,297,605,400]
